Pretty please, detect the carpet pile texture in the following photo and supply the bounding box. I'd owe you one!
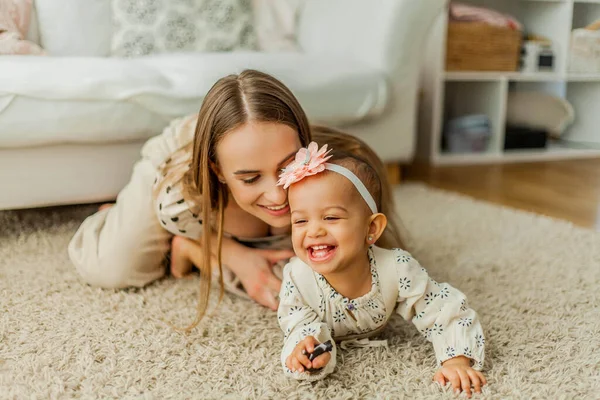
[1,184,598,399]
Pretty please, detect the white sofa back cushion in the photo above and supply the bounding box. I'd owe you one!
[34,0,112,56]
[252,0,302,52]
[111,0,257,57]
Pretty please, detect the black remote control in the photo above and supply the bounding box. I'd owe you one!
[304,340,333,372]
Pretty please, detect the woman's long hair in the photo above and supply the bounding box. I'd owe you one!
[184,70,311,331]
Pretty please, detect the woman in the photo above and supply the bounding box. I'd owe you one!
[69,70,403,330]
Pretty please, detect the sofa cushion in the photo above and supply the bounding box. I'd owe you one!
[34,0,112,56]
[111,0,257,57]
[0,52,388,148]
[252,0,302,52]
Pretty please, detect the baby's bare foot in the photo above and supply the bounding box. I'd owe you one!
[170,236,194,278]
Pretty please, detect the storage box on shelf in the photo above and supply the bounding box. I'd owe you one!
[446,22,522,71]
[417,0,600,165]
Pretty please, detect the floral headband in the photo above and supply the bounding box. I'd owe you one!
[277,142,378,214]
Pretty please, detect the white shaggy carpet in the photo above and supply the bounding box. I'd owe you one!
[1,184,599,399]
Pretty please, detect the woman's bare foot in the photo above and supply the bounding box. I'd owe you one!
[99,203,114,211]
[170,236,194,278]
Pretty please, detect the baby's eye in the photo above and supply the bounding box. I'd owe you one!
[242,175,260,184]
[324,216,340,221]
[293,219,307,225]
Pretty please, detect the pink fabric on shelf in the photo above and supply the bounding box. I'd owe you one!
[449,2,522,31]
[0,0,45,55]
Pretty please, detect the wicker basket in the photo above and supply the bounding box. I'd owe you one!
[446,22,522,71]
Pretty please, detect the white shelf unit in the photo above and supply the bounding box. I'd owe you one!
[417,0,600,165]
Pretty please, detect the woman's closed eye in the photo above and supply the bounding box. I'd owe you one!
[241,175,260,184]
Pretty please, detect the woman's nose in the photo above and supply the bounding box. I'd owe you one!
[264,183,287,205]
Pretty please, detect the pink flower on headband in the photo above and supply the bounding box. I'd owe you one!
[278,142,332,189]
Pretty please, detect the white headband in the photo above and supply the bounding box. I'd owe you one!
[324,163,378,214]
[277,142,378,214]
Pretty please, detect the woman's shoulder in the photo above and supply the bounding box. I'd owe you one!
[154,177,203,239]
[160,113,198,150]
[141,114,198,167]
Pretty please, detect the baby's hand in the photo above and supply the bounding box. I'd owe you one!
[434,356,487,398]
[285,336,331,373]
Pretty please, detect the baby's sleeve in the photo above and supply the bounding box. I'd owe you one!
[393,249,485,370]
[278,262,336,381]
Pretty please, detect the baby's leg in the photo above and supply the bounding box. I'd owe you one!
[68,158,172,289]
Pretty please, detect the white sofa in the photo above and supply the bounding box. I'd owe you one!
[0,0,446,210]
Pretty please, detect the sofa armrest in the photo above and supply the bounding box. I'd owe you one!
[297,0,447,75]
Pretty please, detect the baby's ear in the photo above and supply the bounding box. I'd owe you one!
[367,213,387,245]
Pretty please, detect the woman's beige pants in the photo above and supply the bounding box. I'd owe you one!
[68,156,173,289]
[67,117,190,289]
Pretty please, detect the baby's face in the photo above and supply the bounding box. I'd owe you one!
[288,172,372,276]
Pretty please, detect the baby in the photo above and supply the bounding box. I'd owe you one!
[277,142,487,397]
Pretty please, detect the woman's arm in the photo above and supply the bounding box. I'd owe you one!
[170,233,293,310]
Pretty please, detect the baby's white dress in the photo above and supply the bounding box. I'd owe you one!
[278,246,485,380]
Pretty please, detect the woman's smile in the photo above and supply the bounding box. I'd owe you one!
[260,202,290,217]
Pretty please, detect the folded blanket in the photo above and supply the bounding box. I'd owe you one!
[0,0,45,55]
[449,2,522,31]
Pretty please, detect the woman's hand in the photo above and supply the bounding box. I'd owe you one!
[434,356,487,398]
[286,336,331,373]
[223,240,294,310]
[169,234,293,310]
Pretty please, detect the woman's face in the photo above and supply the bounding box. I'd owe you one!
[215,121,302,228]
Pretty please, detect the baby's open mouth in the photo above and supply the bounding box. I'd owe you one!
[308,245,337,262]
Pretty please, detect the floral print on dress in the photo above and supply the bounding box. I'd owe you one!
[301,326,317,337]
[318,295,325,314]
[460,299,468,312]
[367,299,379,310]
[438,286,450,299]
[333,310,346,323]
[284,281,295,298]
[395,250,412,264]
[278,246,486,381]
[476,334,485,348]
[288,306,303,316]
[399,277,411,291]
[421,327,433,339]
[424,292,437,305]
[463,347,472,358]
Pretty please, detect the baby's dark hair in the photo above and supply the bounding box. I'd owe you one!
[311,125,407,250]
[327,152,383,213]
